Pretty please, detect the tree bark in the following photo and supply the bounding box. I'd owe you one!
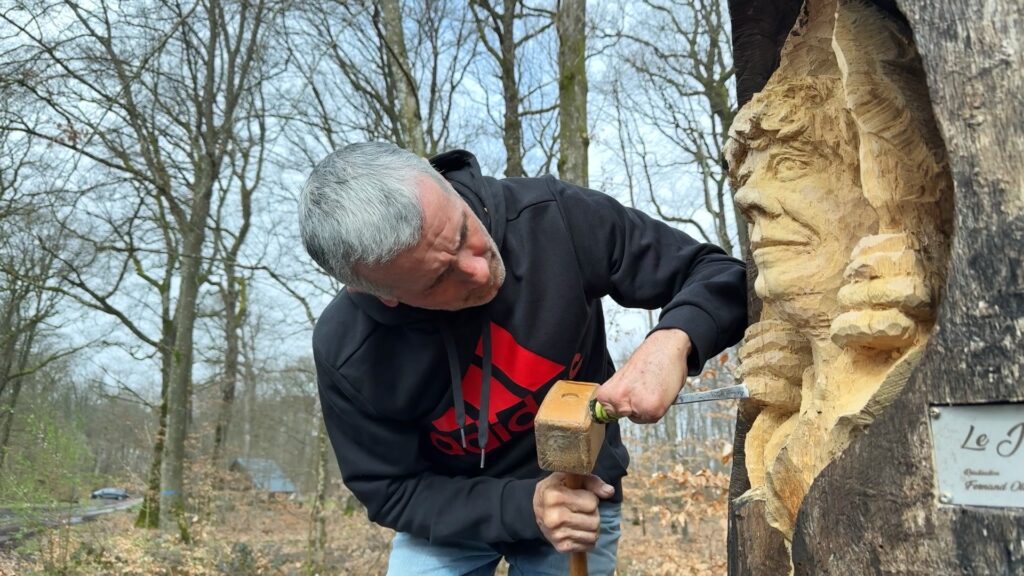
[242,322,258,459]
[136,372,169,528]
[556,0,587,186]
[378,0,426,156]
[306,404,329,575]
[726,0,802,107]
[160,194,212,536]
[213,271,247,466]
[470,0,526,177]
[0,379,22,473]
[212,277,239,467]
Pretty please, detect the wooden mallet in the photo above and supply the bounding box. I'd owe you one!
[535,380,606,576]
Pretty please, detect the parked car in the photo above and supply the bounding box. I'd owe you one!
[90,487,129,500]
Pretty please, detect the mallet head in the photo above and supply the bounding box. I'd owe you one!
[535,380,606,475]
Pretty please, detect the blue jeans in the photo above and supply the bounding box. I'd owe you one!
[386,502,621,576]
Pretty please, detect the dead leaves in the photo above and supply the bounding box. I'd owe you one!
[618,463,731,575]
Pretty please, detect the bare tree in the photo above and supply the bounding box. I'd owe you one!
[609,0,742,257]
[305,392,329,575]
[287,0,476,158]
[607,78,716,243]
[208,89,269,467]
[0,222,74,471]
[0,0,283,533]
[470,0,559,176]
[0,98,84,472]
[379,0,427,155]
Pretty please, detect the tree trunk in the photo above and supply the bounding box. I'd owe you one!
[0,321,37,471]
[136,250,178,528]
[726,0,1024,572]
[379,0,426,156]
[724,3,800,572]
[726,0,802,107]
[499,4,524,177]
[0,301,18,402]
[0,375,24,472]
[725,0,801,273]
[242,323,257,459]
[213,272,243,467]
[306,405,329,575]
[136,375,169,528]
[159,188,213,537]
[556,0,587,186]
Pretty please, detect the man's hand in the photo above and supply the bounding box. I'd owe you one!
[533,472,615,553]
[594,328,691,423]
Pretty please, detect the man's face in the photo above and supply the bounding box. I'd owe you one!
[733,141,873,302]
[356,175,506,311]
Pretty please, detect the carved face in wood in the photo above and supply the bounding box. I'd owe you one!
[728,78,877,317]
[727,0,954,555]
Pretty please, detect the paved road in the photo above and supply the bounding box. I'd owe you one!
[0,497,142,548]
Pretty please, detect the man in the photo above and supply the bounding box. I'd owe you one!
[300,142,746,575]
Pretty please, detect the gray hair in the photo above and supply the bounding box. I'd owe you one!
[299,142,443,294]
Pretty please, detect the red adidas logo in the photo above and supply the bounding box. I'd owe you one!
[429,322,571,456]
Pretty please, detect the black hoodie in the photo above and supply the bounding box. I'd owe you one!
[312,150,747,546]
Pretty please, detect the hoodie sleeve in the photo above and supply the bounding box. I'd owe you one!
[552,178,748,375]
[314,351,543,544]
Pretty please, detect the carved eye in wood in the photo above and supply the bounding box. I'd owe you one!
[770,155,814,182]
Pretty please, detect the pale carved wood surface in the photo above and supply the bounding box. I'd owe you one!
[728,0,1022,571]
[791,0,1024,573]
[728,0,954,555]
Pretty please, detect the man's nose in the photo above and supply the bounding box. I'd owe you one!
[456,253,490,286]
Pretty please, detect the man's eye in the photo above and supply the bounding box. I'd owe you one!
[772,156,812,180]
[428,268,452,291]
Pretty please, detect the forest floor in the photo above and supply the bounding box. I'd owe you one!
[0,465,728,575]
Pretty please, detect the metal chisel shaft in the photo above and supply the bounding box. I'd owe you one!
[672,383,749,405]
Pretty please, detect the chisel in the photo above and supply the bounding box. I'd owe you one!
[590,383,749,423]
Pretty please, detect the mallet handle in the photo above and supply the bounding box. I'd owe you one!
[565,474,589,576]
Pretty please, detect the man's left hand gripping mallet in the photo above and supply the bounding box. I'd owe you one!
[535,380,607,576]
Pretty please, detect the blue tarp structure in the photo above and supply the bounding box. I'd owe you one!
[229,458,297,494]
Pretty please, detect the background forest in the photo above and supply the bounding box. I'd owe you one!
[0,0,743,573]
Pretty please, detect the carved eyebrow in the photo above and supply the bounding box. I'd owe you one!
[426,211,468,290]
